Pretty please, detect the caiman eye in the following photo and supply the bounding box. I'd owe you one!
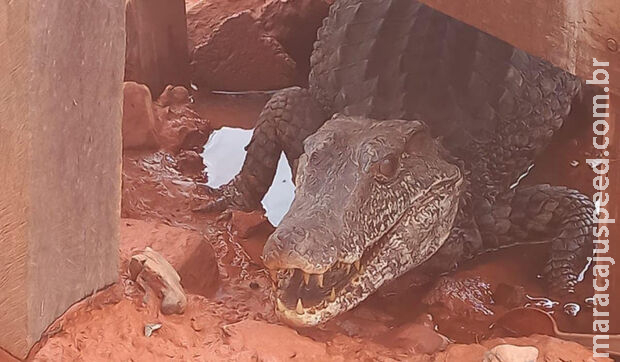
[373,156,399,180]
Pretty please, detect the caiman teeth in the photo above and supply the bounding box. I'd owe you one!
[296,299,304,314]
[277,298,286,311]
[344,264,351,274]
[354,260,361,271]
[303,272,310,285]
[329,288,336,302]
[317,274,324,288]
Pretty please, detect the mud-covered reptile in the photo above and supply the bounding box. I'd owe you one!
[198,0,594,326]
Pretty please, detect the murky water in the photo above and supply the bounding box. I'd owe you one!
[201,127,295,226]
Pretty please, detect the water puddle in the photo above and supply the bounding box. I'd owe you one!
[202,127,295,226]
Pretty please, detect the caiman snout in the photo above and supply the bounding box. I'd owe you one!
[262,116,463,326]
[263,218,339,274]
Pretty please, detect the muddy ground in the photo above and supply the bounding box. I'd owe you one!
[3,0,611,360]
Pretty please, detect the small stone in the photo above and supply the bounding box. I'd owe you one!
[190,317,205,332]
[144,323,162,337]
[129,248,187,315]
[483,344,539,362]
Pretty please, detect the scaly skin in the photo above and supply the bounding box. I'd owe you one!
[199,0,593,326]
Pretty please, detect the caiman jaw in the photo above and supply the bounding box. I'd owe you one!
[267,175,461,327]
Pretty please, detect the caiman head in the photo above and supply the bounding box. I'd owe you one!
[262,115,463,326]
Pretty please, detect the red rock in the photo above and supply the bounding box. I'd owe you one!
[153,86,212,154]
[432,335,612,362]
[122,83,211,153]
[423,276,495,319]
[191,11,297,91]
[423,276,496,343]
[257,0,333,78]
[483,344,539,362]
[384,323,450,355]
[187,0,334,89]
[482,335,612,362]
[122,82,159,150]
[121,219,219,296]
[222,320,330,360]
[129,248,188,315]
[231,210,271,238]
[186,0,266,51]
[125,0,190,97]
[176,150,206,181]
[433,344,488,362]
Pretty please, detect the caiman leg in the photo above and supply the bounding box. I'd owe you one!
[476,184,594,294]
[196,87,328,212]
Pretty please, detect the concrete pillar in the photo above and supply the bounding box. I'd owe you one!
[124,0,191,98]
[0,0,125,358]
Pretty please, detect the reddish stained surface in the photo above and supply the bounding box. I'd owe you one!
[12,93,609,361]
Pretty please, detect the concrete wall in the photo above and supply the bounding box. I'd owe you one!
[0,0,125,358]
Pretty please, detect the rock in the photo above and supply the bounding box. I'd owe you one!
[186,0,264,51]
[122,83,211,153]
[433,344,489,362]
[129,248,188,315]
[153,86,211,154]
[190,11,297,91]
[156,85,192,107]
[176,150,206,181]
[231,210,270,238]
[186,0,334,89]
[423,276,496,342]
[125,0,190,97]
[121,219,219,296]
[383,323,450,355]
[483,345,538,362]
[257,0,333,77]
[482,335,613,362]
[423,276,495,320]
[222,320,330,360]
[123,82,159,150]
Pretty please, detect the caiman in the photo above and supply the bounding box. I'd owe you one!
[197,0,594,326]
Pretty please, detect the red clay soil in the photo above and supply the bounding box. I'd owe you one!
[22,91,608,361]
